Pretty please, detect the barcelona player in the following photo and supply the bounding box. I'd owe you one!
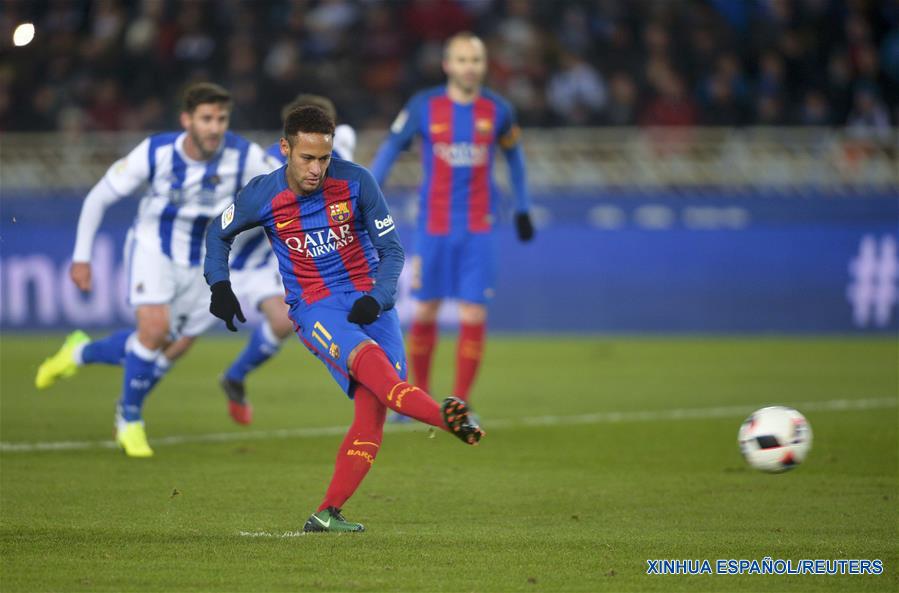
[205,105,484,532]
[219,94,356,424]
[371,32,534,409]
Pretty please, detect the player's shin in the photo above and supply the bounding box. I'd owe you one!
[78,329,132,366]
[454,321,485,402]
[118,338,163,422]
[350,343,444,427]
[319,386,386,511]
[225,320,281,382]
[408,320,437,392]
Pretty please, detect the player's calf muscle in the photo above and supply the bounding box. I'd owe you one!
[163,336,195,361]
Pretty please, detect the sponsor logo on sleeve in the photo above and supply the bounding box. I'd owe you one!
[221,203,235,229]
[390,110,409,134]
[112,158,128,175]
[374,214,395,236]
[499,124,522,149]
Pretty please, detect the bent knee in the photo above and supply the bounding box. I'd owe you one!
[261,297,293,339]
[347,339,378,375]
[136,306,170,349]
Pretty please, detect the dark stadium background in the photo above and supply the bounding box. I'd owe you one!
[1,0,897,333]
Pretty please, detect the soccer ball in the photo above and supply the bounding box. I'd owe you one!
[738,406,812,472]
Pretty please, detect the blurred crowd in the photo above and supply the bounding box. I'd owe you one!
[1,0,897,134]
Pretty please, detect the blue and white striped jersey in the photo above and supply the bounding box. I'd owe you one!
[73,131,279,267]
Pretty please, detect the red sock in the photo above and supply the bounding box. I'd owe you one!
[454,322,485,402]
[319,386,386,511]
[407,320,437,392]
[351,343,444,428]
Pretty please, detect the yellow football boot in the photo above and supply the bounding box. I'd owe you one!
[115,421,154,458]
[35,330,90,389]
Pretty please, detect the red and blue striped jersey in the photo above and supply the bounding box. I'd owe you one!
[205,158,404,311]
[371,86,529,237]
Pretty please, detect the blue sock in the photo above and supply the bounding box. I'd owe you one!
[225,321,281,383]
[79,329,132,366]
[119,339,161,422]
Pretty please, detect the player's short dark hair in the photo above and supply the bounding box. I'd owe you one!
[281,94,337,124]
[283,105,336,145]
[182,82,232,113]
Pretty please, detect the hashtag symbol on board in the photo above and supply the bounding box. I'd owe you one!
[847,235,899,327]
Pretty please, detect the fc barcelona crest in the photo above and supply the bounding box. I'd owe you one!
[475,118,494,133]
[329,201,351,224]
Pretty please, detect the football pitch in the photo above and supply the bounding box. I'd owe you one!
[1,334,896,592]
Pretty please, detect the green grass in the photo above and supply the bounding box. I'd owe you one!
[1,334,896,592]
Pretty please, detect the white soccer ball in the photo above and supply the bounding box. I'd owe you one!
[738,406,812,472]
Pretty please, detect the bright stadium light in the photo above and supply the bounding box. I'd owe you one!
[13,23,35,47]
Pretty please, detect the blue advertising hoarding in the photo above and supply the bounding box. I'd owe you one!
[0,190,896,333]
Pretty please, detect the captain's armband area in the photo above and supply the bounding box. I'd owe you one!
[499,124,522,150]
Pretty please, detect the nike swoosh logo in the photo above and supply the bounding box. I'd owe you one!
[352,439,380,448]
[275,219,296,229]
[430,124,448,134]
[313,515,330,528]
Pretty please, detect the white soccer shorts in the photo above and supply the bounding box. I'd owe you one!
[123,231,217,339]
[231,260,285,312]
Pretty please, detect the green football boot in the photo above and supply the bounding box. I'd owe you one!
[35,330,90,389]
[303,507,365,533]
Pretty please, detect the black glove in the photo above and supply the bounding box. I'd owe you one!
[347,295,381,325]
[210,281,245,332]
[515,211,535,242]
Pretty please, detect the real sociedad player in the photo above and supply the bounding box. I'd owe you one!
[371,32,535,410]
[219,94,357,424]
[35,83,279,457]
[205,106,484,532]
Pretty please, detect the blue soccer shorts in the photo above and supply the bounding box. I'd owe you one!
[291,290,407,397]
[411,231,496,304]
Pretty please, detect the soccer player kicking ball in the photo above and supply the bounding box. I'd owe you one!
[371,32,534,410]
[219,94,357,424]
[205,105,484,533]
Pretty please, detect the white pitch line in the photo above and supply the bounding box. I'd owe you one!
[238,530,305,538]
[1,397,894,454]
